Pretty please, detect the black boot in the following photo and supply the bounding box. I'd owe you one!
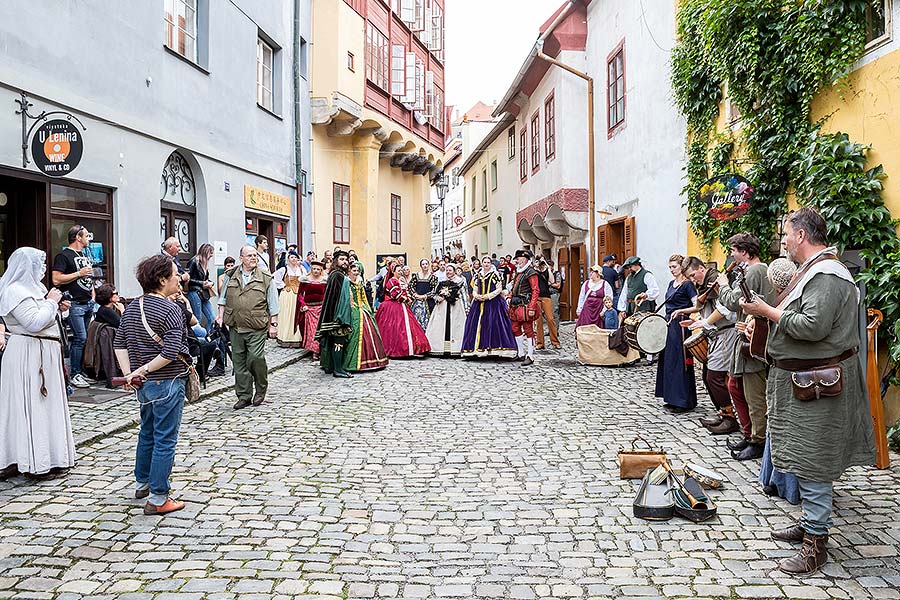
[322,340,334,374]
[332,345,352,379]
[732,442,764,461]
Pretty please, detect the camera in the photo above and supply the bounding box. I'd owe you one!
[60,291,73,302]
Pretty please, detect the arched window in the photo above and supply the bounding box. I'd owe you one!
[496,215,503,246]
[159,151,197,261]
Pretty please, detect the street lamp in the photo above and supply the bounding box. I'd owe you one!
[426,173,450,258]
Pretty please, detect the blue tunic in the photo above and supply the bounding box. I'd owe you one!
[654,280,698,409]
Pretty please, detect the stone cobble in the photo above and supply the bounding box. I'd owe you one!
[1,324,899,599]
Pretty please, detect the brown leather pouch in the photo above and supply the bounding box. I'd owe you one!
[790,366,843,401]
[618,436,667,479]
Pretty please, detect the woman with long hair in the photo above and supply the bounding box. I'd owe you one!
[375,264,430,357]
[187,243,216,329]
[654,254,698,412]
[297,261,328,359]
[408,258,438,330]
[344,262,389,372]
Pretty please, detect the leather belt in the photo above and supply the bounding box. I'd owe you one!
[773,348,857,372]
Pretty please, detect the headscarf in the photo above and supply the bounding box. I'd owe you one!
[0,247,49,317]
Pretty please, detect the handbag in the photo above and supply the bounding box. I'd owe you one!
[139,297,201,403]
[791,366,843,401]
[618,436,667,479]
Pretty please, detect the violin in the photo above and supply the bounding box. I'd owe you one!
[696,261,737,304]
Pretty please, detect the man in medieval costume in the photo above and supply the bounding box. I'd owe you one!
[507,249,540,366]
[742,207,875,575]
[314,250,353,379]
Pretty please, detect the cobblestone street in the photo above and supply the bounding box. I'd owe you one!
[1,325,899,600]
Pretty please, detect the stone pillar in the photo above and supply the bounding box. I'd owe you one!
[351,133,382,271]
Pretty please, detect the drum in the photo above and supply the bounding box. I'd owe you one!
[623,312,667,354]
[684,463,725,489]
[684,330,709,364]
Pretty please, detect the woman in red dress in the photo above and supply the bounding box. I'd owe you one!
[297,261,328,359]
[375,264,430,357]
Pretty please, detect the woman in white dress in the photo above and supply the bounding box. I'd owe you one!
[0,247,76,480]
[425,264,471,357]
[273,250,307,347]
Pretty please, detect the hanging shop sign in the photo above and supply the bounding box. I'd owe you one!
[15,93,87,178]
[699,174,754,221]
[244,185,292,217]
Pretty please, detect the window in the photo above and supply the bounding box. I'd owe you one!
[497,216,503,246]
[490,160,498,191]
[365,22,389,91]
[866,0,891,49]
[471,175,476,212]
[391,45,406,97]
[608,44,626,132]
[164,0,197,61]
[257,38,274,111]
[433,87,445,131]
[299,37,309,79]
[530,111,540,173]
[545,92,556,160]
[430,3,444,62]
[333,183,350,244]
[347,51,355,72]
[482,168,488,210]
[160,151,197,263]
[414,58,425,110]
[507,126,516,160]
[519,129,528,181]
[391,194,401,244]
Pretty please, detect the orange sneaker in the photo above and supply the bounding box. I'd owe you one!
[143,498,185,516]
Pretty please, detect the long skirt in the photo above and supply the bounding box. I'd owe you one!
[345,309,389,372]
[0,336,76,475]
[461,296,516,358]
[575,294,605,328]
[759,434,800,504]
[426,300,467,356]
[411,299,430,331]
[654,316,697,409]
[302,304,323,354]
[276,289,303,347]
[375,299,430,357]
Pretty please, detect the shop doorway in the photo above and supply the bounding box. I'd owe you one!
[597,216,635,264]
[245,214,288,270]
[0,175,46,276]
[558,243,585,321]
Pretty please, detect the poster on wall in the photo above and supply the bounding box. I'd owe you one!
[375,253,407,275]
[213,241,228,265]
[31,119,84,177]
[699,174,754,221]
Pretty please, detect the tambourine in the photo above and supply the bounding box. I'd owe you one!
[684,462,725,489]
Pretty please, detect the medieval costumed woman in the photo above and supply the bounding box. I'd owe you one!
[425,264,470,357]
[575,265,615,328]
[375,264,430,357]
[0,248,76,480]
[273,250,307,347]
[297,261,327,359]
[408,259,438,330]
[654,255,699,412]
[461,256,517,358]
[345,262,389,372]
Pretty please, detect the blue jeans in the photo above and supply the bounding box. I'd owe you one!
[68,300,95,376]
[134,378,186,506]
[187,291,216,330]
[798,478,834,536]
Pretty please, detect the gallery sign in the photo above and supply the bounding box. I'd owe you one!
[244,185,292,217]
[699,174,754,221]
[31,119,84,177]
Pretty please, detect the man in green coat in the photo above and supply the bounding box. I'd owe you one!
[742,207,875,575]
[315,250,353,378]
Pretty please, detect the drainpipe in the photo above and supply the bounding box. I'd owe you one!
[536,1,596,266]
[293,0,304,253]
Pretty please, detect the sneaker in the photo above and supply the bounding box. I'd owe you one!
[207,364,225,377]
[80,374,98,384]
[70,374,91,388]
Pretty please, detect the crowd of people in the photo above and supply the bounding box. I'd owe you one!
[0,207,878,575]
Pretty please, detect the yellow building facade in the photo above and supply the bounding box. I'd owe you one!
[309,0,446,271]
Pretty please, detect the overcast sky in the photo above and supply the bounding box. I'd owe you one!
[445,0,555,115]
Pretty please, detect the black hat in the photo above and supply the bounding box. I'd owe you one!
[333,250,350,259]
[514,249,532,260]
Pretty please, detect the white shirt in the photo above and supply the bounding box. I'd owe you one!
[577,279,614,315]
[617,270,660,312]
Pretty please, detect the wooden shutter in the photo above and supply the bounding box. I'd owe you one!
[623,216,636,259]
[597,224,609,263]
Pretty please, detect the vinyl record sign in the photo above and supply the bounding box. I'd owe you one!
[699,174,754,221]
[31,119,83,177]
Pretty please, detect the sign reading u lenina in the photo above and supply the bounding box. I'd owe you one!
[244,185,291,217]
[31,119,83,177]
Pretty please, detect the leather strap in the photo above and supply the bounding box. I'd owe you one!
[773,348,857,372]
[775,253,838,309]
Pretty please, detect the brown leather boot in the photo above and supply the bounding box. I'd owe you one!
[771,523,805,543]
[699,413,724,427]
[708,416,739,435]
[778,533,828,575]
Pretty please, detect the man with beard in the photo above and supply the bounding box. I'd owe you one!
[741,207,874,575]
[315,250,353,378]
[507,249,540,365]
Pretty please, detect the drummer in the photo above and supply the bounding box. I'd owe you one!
[617,256,661,365]
[677,257,741,435]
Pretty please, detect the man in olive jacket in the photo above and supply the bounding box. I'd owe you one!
[217,245,279,410]
[742,208,875,575]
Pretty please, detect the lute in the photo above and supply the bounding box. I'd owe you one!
[735,264,769,363]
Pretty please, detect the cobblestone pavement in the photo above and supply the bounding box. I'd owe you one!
[2,324,899,599]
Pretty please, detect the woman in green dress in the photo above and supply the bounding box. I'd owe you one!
[344,262,389,372]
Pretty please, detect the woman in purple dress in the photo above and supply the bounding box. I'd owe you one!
[575,265,614,328]
[461,257,517,358]
[654,254,698,412]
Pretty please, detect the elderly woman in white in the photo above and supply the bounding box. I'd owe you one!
[0,247,76,480]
